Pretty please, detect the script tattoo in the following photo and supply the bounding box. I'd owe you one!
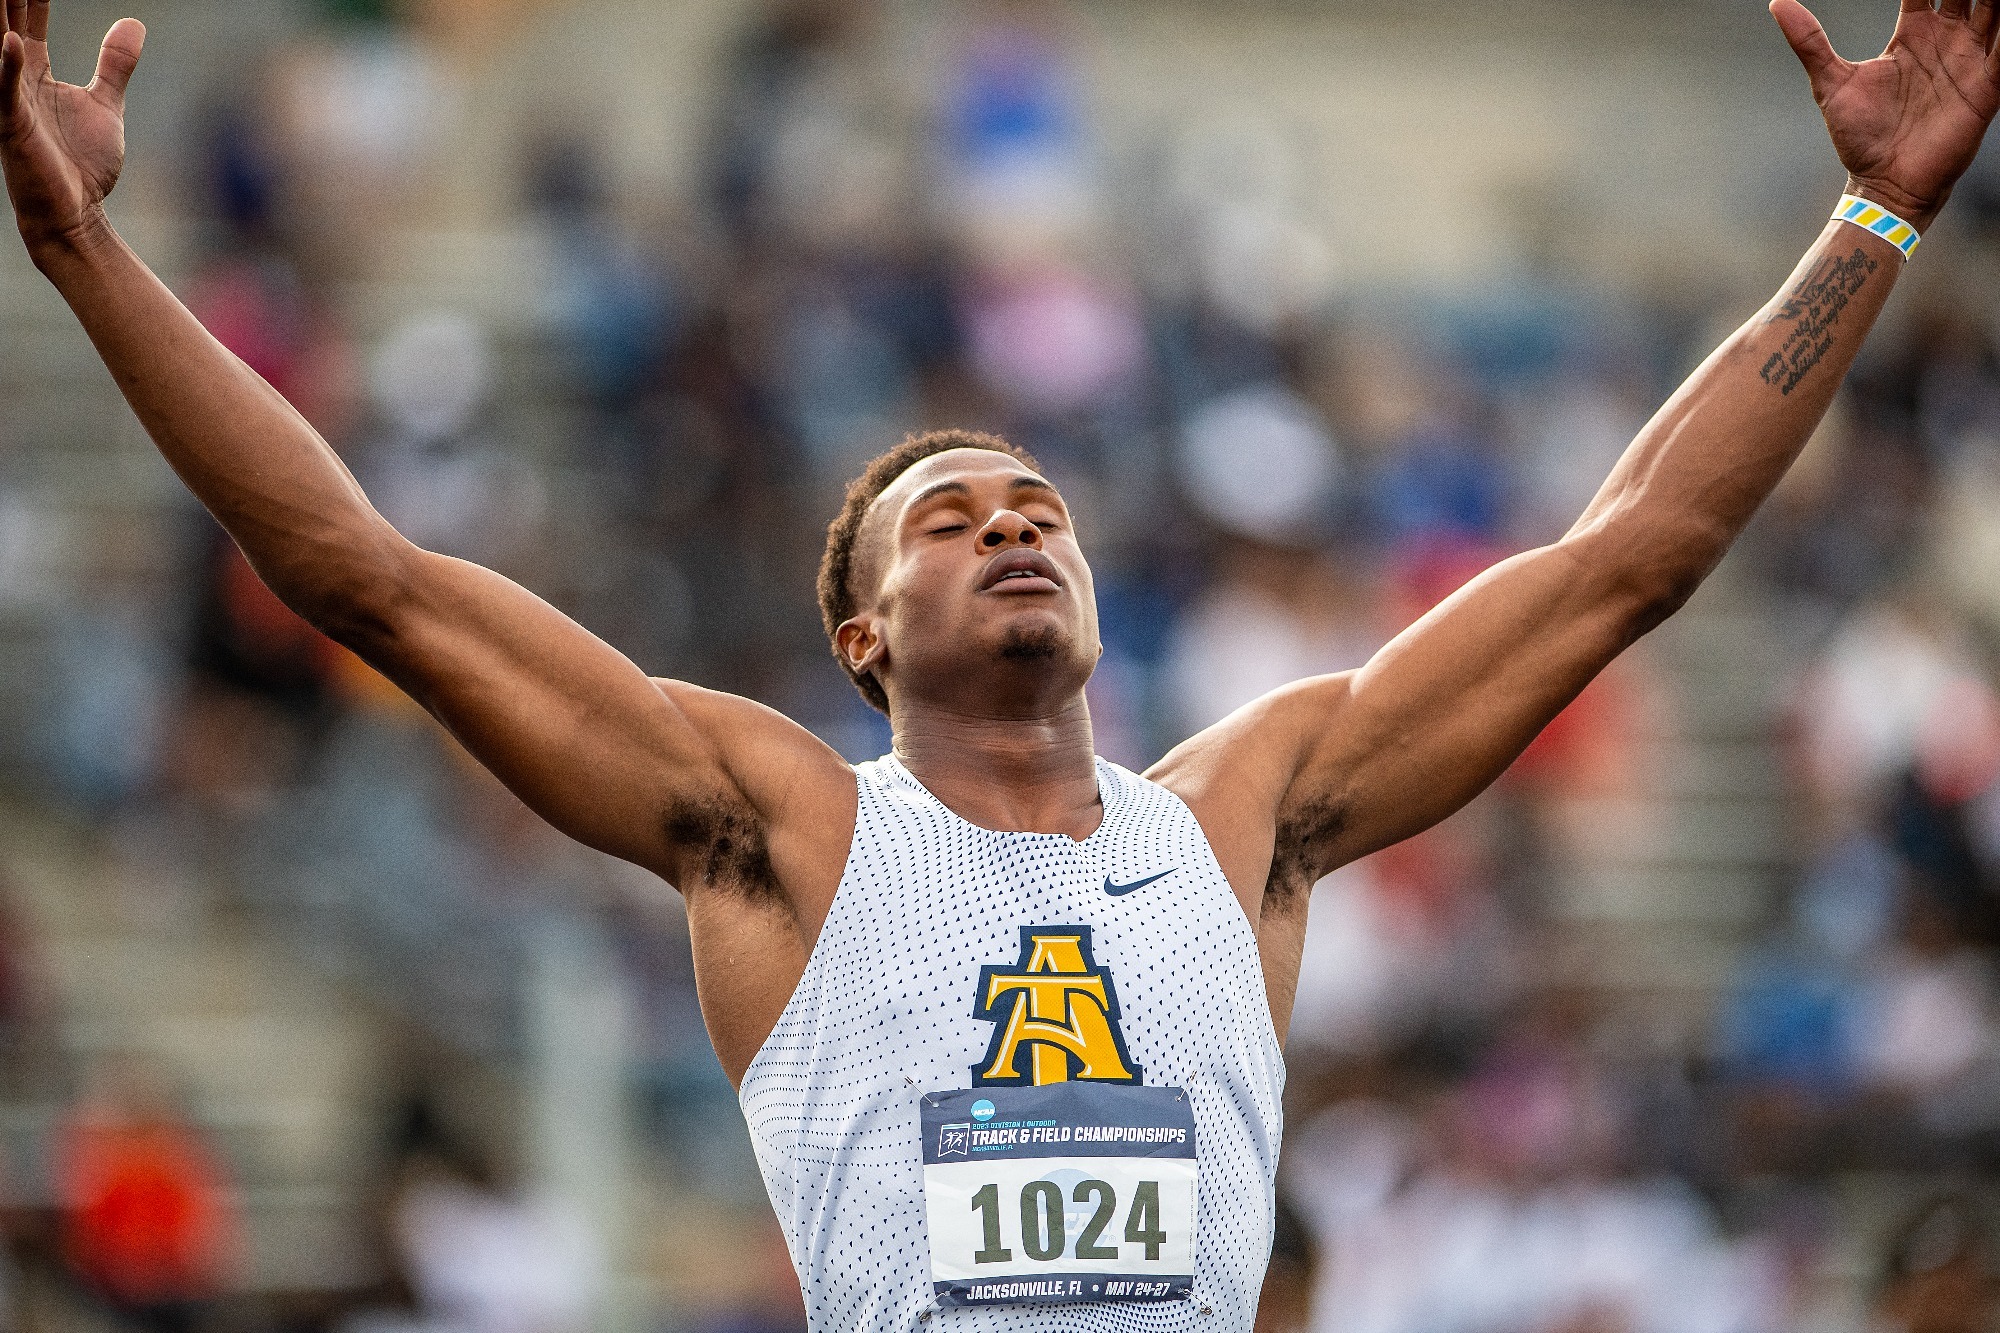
[1758,247,1878,396]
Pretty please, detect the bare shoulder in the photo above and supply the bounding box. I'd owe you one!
[649,681,859,918]
[1144,672,1359,922]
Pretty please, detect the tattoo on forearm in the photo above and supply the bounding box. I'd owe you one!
[1758,247,1878,396]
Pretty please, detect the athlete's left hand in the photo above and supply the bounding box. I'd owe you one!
[1773,0,2000,230]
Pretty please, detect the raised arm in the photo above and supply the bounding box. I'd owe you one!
[0,1,852,890]
[1160,0,2000,915]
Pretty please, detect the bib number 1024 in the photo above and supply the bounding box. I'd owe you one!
[970,1178,1168,1265]
[920,1083,1197,1305]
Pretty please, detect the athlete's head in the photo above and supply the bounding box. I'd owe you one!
[818,430,1100,718]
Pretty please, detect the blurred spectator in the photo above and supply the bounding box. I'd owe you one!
[1165,542,1381,735]
[1793,598,1999,836]
[384,1149,602,1333]
[526,135,681,421]
[1927,435,2000,645]
[272,27,458,241]
[1293,1079,1781,1333]
[0,485,68,612]
[1715,925,1859,1107]
[194,100,284,244]
[1176,383,1344,545]
[1503,369,1649,547]
[1874,1195,2000,1333]
[959,260,1146,420]
[1370,423,1509,553]
[938,1,1098,243]
[709,0,887,243]
[35,602,172,816]
[1287,822,1517,1060]
[1850,895,2000,1144]
[359,312,546,572]
[1159,118,1336,338]
[746,253,927,482]
[55,1059,239,1333]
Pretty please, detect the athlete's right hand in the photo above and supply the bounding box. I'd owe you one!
[0,0,143,253]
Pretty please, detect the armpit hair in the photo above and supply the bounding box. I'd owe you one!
[1266,797,1349,907]
[663,791,785,905]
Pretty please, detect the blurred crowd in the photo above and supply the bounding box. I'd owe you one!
[8,0,2000,1330]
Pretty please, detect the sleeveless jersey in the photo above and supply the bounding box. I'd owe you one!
[738,754,1286,1333]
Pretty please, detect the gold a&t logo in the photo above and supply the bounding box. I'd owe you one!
[972,926,1141,1087]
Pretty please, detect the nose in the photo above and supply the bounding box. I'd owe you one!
[977,511,1043,550]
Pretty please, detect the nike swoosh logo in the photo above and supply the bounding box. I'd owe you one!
[1104,869,1178,897]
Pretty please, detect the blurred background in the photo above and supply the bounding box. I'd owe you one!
[8,0,2000,1330]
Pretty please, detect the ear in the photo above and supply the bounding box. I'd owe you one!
[836,614,887,680]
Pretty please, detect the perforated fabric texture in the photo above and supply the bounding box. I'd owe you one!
[738,755,1286,1333]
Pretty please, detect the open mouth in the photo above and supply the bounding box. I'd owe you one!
[979,549,1064,592]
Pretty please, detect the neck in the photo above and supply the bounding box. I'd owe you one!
[890,694,1101,840]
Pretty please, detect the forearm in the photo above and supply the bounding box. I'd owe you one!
[29,213,409,638]
[1569,209,1903,609]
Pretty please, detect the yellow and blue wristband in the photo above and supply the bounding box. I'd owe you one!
[1833,194,1921,260]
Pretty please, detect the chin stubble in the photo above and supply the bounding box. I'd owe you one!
[997,624,1064,662]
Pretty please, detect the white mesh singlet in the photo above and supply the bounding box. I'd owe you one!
[739,755,1286,1333]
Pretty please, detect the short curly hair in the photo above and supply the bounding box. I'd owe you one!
[818,429,1043,714]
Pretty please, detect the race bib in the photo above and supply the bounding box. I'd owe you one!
[920,1084,1198,1307]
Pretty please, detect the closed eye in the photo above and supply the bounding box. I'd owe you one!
[928,523,969,536]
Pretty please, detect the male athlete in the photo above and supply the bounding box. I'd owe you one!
[5,0,1999,1327]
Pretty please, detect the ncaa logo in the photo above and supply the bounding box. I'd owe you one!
[971,1100,996,1122]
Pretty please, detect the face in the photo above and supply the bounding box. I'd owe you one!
[839,449,1100,714]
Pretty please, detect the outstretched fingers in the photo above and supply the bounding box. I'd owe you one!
[88,18,141,109]
[4,0,48,79]
[1978,0,2000,45]
[1771,0,1854,97]
[0,30,20,122]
